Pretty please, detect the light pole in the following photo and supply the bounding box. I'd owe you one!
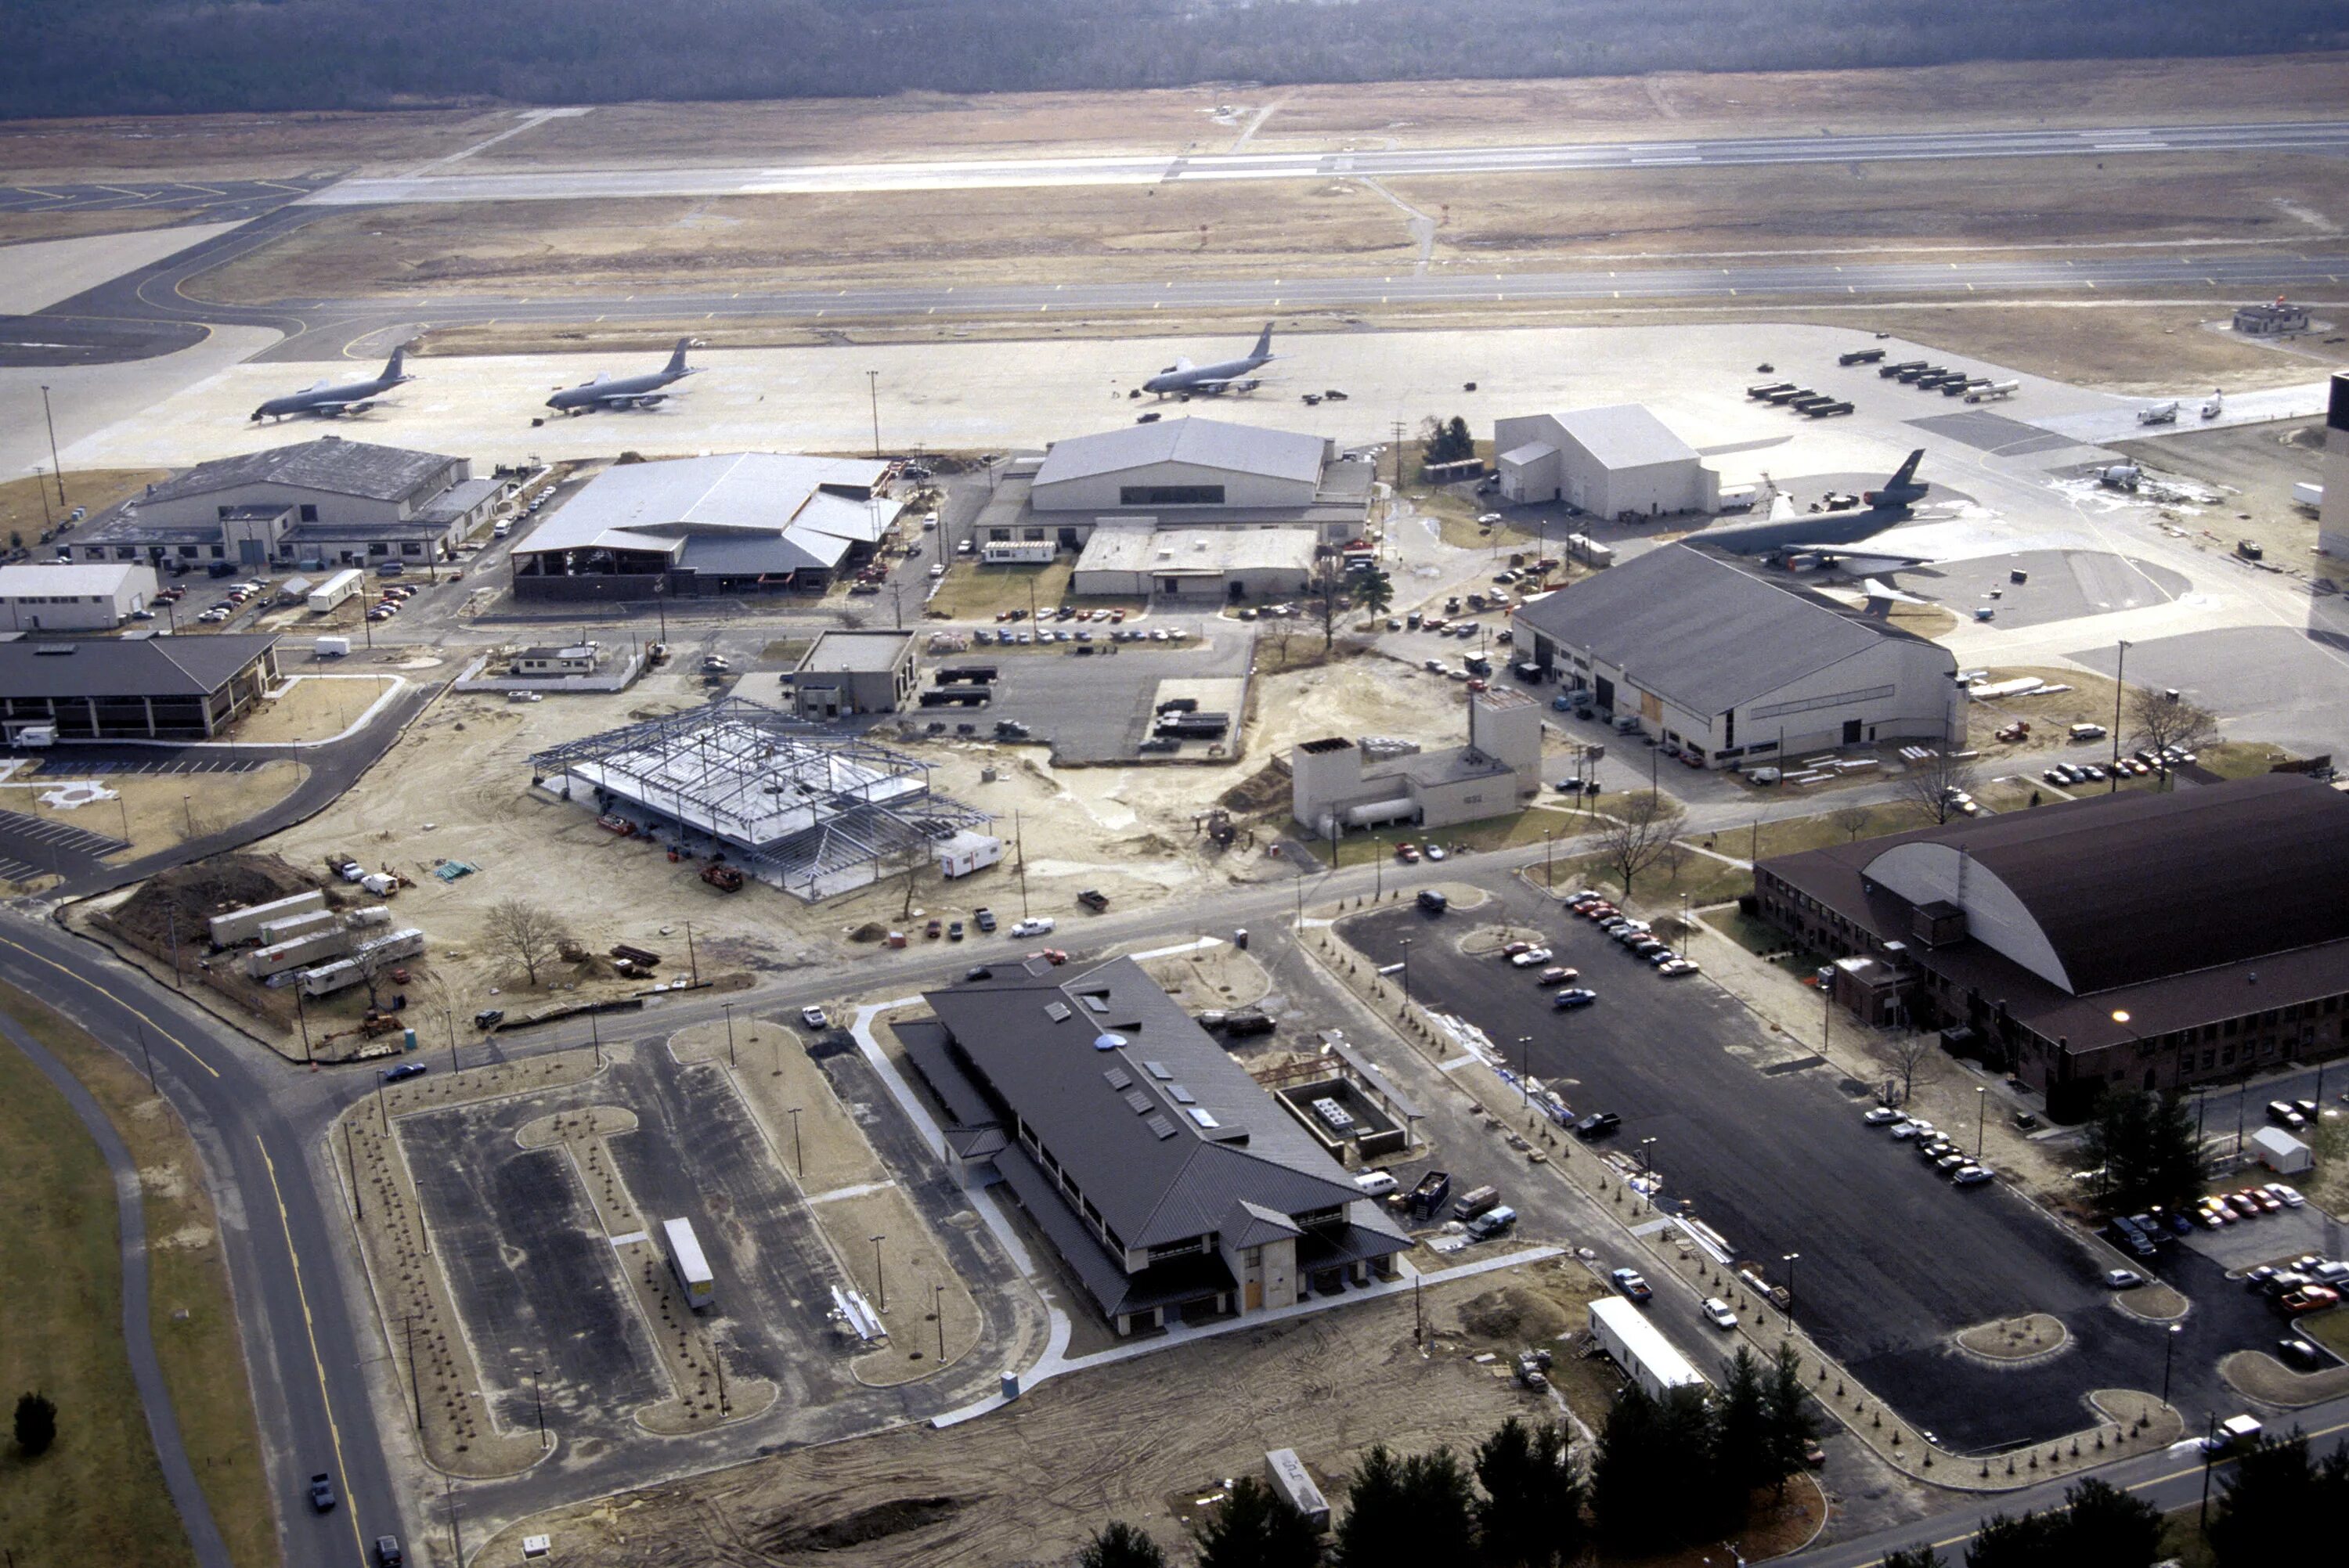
[866,369,881,460]
[933,1281,946,1361]
[723,1000,737,1067]
[2162,1321,2182,1406]
[788,1107,803,1177]
[532,1364,547,1448]
[41,384,67,507]
[1543,827,1554,888]
[1976,1085,1986,1159]
[1398,938,1413,1005]
[870,1234,887,1311]
[1680,892,1690,957]
[2109,640,2131,792]
[1516,1036,1532,1107]
[1782,1252,1800,1321]
[1639,1137,1658,1211]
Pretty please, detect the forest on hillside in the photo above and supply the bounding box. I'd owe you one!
[5,0,2345,120]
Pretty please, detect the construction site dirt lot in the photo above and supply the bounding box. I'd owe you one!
[485,1268,1565,1568]
[2112,418,2335,564]
[193,152,2345,311]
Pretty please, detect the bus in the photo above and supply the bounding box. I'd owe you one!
[663,1217,715,1311]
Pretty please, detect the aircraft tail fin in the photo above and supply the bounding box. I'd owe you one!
[1250,323,1273,361]
[381,345,406,381]
[1885,449,1924,493]
[666,337,693,374]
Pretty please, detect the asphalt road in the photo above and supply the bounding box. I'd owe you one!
[1343,888,2246,1454]
[21,197,2349,366]
[301,120,2349,204]
[0,915,402,1568]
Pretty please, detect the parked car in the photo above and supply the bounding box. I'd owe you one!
[1573,1112,1621,1139]
[380,1062,428,1084]
[1508,947,1554,968]
[1465,1206,1517,1241]
[1701,1297,1738,1330]
[1610,1268,1653,1303]
[374,1539,403,1568]
[1353,1170,1398,1198]
[1863,1106,1903,1126]
[1535,966,1577,986]
[799,1007,829,1029]
[2267,1183,2306,1209]
[2104,1270,2146,1290]
[1951,1165,1994,1187]
[1416,889,1449,914]
[1009,917,1056,938]
[1553,987,1597,1009]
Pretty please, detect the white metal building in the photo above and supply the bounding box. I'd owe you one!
[1071,526,1319,600]
[1514,545,1959,767]
[1032,418,1331,515]
[1493,406,1719,518]
[0,561,157,630]
[1291,690,1544,835]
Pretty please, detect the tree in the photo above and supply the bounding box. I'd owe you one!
[1965,1480,2163,1568]
[1336,1444,1478,1568]
[13,1391,56,1457]
[1593,789,1687,899]
[1307,571,1349,652]
[1080,1520,1169,1568]
[2084,1088,2203,1215]
[1593,1384,1719,1551]
[1828,802,1875,842]
[1419,415,1475,469]
[2210,1431,2349,1566]
[1193,1477,1321,1568]
[1348,566,1395,620]
[1762,1342,1820,1495]
[1898,748,1979,825]
[1474,1418,1584,1567]
[1882,1550,1947,1568]
[1888,1033,1936,1109]
[483,898,568,987]
[2124,684,2220,789]
[1714,1347,1773,1505]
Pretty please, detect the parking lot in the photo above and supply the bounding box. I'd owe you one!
[929,621,1250,762]
[1342,885,2226,1452]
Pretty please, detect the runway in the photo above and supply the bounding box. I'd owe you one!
[2,175,341,219]
[301,118,2349,204]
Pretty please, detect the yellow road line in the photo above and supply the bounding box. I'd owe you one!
[258,1137,366,1564]
[0,934,220,1078]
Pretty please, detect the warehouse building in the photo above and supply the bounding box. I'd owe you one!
[1512,545,1959,767]
[1755,775,2349,1121]
[1292,689,1543,836]
[1020,418,1375,546]
[1070,526,1319,600]
[72,438,496,573]
[0,633,279,741]
[1493,406,1719,517]
[784,629,918,719]
[510,452,896,600]
[898,955,1410,1336]
[0,562,157,631]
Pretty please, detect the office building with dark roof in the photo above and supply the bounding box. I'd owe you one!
[1754,775,2349,1119]
[0,633,280,740]
[898,955,1409,1335]
[1512,543,1960,767]
[70,437,496,574]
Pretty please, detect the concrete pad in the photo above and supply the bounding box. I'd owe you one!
[54,320,2130,480]
[2,323,280,481]
[0,222,244,315]
[2030,380,2332,448]
[2064,625,2349,758]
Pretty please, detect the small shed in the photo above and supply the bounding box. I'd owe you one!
[2250,1126,2313,1175]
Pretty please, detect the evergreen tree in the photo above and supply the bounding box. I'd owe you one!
[2084,1089,2202,1214]
[13,1391,55,1458]
[1763,1342,1821,1496]
[1194,1477,1322,1568]
[2056,1478,2163,1568]
[1079,1520,1168,1568]
[1336,1444,1478,1567]
[1715,1346,1772,1503]
[1964,1509,2060,1568]
[1883,1549,1946,1568]
[1348,566,1395,618]
[1474,1418,1584,1567]
[2210,1432,2348,1566]
[1593,1383,1718,1549]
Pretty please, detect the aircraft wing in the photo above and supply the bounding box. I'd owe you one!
[1859,577,1933,606]
[1780,544,1939,566]
[590,371,612,384]
[1766,492,1799,522]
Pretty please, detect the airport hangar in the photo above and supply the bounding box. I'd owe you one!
[0,632,280,741]
[1755,775,2349,1122]
[898,953,1410,1337]
[69,438,499,574]
[509,452,898,601]
[1511,543,1960,769]
[1494,405,1723,519]
[1002,417,1377,556]
[0,561,158,631]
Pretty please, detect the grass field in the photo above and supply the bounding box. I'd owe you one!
[0,470,168,553]
[0,985,276,1568]
[922,557,1074,621]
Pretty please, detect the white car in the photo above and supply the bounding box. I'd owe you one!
[1352,1170,1398,1198]
[2267,1183,2306,1209]
[1009,917,1056,938]
[1701,1297,1738,1330]
[1889,1120,1935,1141]
[799,1007,829,1029]
[1507,947,1554,968]
[928,564,946,579]
[1863,1106,1902,1126]
[1424,845,1447,862]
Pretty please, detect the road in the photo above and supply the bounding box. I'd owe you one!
[300,120,2349,204]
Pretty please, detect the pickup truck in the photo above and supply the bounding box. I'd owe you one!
[1077,889,1110,913]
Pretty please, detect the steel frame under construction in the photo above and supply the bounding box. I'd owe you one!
[529,697,992,901]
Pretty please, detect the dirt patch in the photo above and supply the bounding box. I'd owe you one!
[1137,943,1271,1011]
[763,1496,972,1554]
[1955,1312,2068,1362]
[229,675,398,744]
[0,470,168,548]
[2220,1349,2349,1408]
[2113,1281,2188,1322]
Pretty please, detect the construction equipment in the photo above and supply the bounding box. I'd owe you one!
[699,861,745,892]
[597,813,638,836]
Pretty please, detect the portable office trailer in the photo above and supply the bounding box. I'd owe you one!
[208,889,329,948]
[664,1217,716,1310]
[1589,1296,1708,1400]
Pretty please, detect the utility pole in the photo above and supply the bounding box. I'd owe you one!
[446,1008,458,1076]
[933,1281,946,1360]
[532,1366,547,1448]
[867,369,881,460]
[685,919,698,986]
[446,1473,463,1567]
[1014,812,1030,918]
[134,1021,157,1090]
[345,1120,363,1220]
[402,1313,423,1428]
[788,1107,803,1177]
[723,1001,737,1067]
[2111,640,2131,791]
[871,1234,886,1312]
[167,905,183,989]
[41,384,67,507]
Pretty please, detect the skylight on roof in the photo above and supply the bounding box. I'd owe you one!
[1045,1001,1072,1023]
[1081,994,1110,1015]
[1170,1085,1196,1105]
[1186,1107,1221,1129]
[1142,1061,1173,1080]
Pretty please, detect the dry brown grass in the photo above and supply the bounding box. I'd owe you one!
[0,209,193,244]
[0,108,504,181]
[0,470,168,550]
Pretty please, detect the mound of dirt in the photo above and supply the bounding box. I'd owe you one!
[762,1494,972,1552]
[1451,1285,1575,1348]
[1218,756,1292,815]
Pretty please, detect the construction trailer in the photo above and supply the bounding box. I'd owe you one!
[664,1217,716,1310]
[1588,1296,1709,1401]
[209,889,329,947]
[529,697,998,903]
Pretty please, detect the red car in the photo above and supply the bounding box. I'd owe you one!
[1395,843,1420,863]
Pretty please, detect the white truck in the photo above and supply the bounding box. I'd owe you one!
[2138,401,2180,426]
[309,568,363,613]
[664,1217,715,1311]
[1964,380,2019,404]
[2292,481,2323,511]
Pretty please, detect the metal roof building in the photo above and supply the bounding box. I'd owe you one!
[1070,525,1319,600]
[1493,405,1720,517]
[511,453,897,601]
[1755,775,2349,1120]
[1031,417,1334,516]
[0,562,158,632]
[1514,544,1958,766]
[898,955,1409,1335]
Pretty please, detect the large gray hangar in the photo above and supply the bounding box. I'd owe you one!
[1494,406,1719,518]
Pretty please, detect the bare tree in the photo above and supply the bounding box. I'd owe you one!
[484,898,568,987]
[1828,802,1875,842]
[1595,790,1688,899]
[1306,571,1348,652]
[2124,685,2220,788]
[1888,1033,1936,1107]
[1257,618,1297,672]
[1896,749,1979,825]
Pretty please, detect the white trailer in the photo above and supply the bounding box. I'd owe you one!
[1965,380,2019,404]
[2293,482,2324,511]
[1264,1449,1331,1532]
[308,568,363,613]
[207,889,329,948]
[664,1217,716,1310]
[1589,1297,1708,1401]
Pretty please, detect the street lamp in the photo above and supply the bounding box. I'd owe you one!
[1782,1252,1800,1321]
[1398,937,1413,1004]
[1638,1137,1658,1212]
[1543,827,1554,889]
[933,1281,946,1361]
[870,1235,887,1311]
[1516,1036,1532,1108]
[1976,1084,1987,1159]
[2162,1321,2183,1406]
[788,1107,803,1178]
[2110,640,2131,791]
